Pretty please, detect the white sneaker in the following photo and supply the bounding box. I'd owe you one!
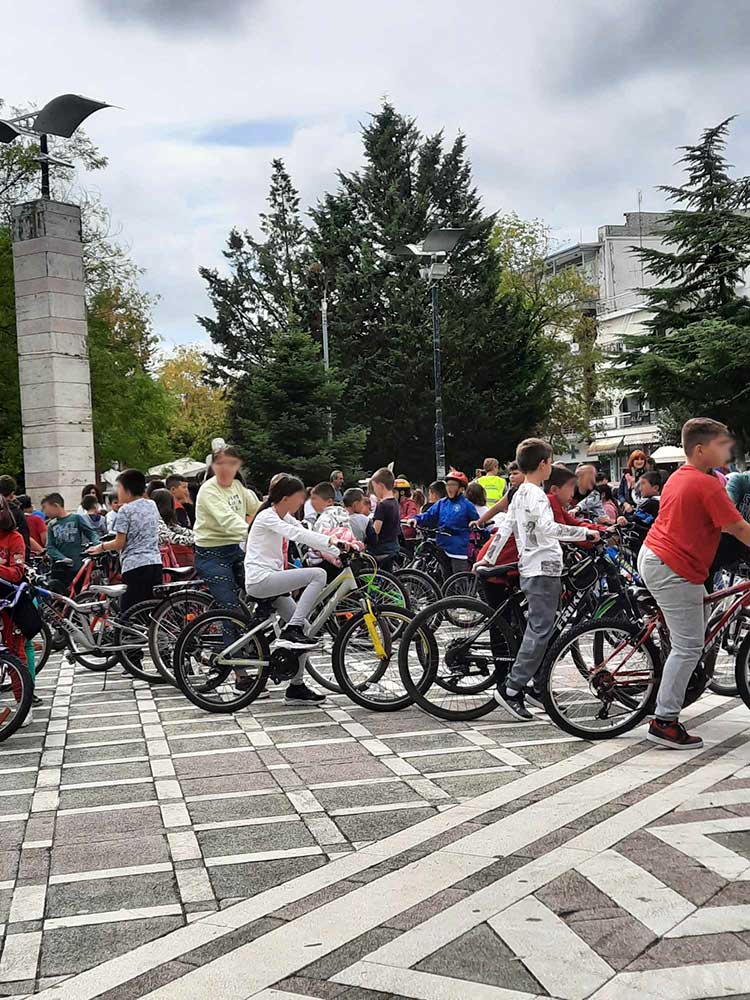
[21,708,33,728]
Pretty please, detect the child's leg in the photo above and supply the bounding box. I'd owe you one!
[506,576,561,694]
[638,547,705,720]
[273,594,306,684]
[248,568,327,626]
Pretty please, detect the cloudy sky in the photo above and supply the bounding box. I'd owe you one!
[4,0,750,347]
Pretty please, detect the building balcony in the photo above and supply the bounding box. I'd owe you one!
[591,410,658,433]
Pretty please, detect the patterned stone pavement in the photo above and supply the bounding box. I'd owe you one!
[1,653,750,998]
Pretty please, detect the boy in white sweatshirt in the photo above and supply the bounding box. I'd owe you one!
[479,439,599,720]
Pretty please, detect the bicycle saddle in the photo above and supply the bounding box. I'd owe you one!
[475,562,518,580]
[164,566,194,577]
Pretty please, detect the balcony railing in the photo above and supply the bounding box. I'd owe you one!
[591,410,658,432]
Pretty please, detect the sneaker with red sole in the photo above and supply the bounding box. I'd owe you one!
[647,718,703,750]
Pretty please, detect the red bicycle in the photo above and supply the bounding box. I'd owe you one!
[538,576,750,741]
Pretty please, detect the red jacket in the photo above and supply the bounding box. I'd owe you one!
[0,530,26,662]
[477,493,597,568]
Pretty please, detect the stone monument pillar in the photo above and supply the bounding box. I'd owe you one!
[11,199,96,506]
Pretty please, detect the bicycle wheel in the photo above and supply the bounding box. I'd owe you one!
[148,590,214,685]
[30,620,52,676]
[394,567,443,626]
[0,653,33,739]
[733,632,750,710]
[117,600,165,683]
[332,606,416,712]
[399,596,518,721]
[67,589,120,671]
[541,618,659,740]
[173,608,270,713]
[709,608,747,696]
[441,572,484,626]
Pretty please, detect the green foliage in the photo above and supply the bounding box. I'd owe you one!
[0,229,22,474]
[492,213,603,450]
[198,159,313,380]
[308,104,550,480]
[230,328,365,489]
[87,286,173,470]
[618,118,750,454]
[157,346,229,461]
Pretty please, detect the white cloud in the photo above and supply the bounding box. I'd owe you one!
[4,0,750,344]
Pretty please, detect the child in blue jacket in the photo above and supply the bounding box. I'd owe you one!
[412,469,479,574]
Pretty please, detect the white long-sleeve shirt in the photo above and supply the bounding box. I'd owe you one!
[244,507,339,588]
[479,482,590,578]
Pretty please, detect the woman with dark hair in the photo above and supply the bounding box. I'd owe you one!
[80,483,104,505]
[152,489,195,548]
[617,450,648,510]
[243,474,348,705]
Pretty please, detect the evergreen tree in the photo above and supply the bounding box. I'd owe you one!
[199,158,314,381]
[619,118,750,458]
[310,103,549,481]
[231,328,365,489]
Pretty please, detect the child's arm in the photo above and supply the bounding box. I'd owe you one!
[537,497,595,543]
[475,515,514,568]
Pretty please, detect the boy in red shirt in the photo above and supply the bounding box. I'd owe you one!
[638,418,750,749]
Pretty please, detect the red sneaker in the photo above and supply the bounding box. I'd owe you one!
[647,718,703,750]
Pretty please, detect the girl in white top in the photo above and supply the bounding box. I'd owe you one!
[244,475,348,705]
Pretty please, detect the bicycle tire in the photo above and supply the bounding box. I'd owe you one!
[117,600,165,683]
[173,607,271,713]
[148,590,215,685]
[394,567,442,615]
[0,653,33,740]
[540,617,660,741]
[734,632,750,711]
[398,596,518,721]
[67,588,120,671]
[331,606,416,712]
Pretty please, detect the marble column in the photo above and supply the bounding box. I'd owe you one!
[11,199,96,507]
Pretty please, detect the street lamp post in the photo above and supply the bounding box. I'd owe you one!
[395,229,465,481]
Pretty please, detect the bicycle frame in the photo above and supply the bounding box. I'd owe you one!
[212,564,364,666]
[35,586,147,653]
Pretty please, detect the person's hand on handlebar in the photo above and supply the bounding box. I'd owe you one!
[85,544,104,556]
[585,530,601,543]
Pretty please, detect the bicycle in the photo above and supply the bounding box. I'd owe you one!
[397,539,640,722]
[540,567,750,740]
[0,583,39,737]
[171,549,417,713]
[402,525,458,585]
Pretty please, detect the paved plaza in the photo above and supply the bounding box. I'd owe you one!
[0,657,748,997]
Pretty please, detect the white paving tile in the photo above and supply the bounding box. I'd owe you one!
[0,930,42,982]
[331,964,539,1000]
[589,959,750,1000]
[49,863,173,886]
[45,904,183,930]
[667,904,750,938]
[577,850,695,936]
[9,884,46,923]
[490,896,614,999]
[175,867,214,904]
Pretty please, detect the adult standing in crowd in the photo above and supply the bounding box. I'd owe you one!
[0,477,30,559]
[330,470,345,504]
[194,444,260,608]
[476,458,506,505]
[617,450,648,511]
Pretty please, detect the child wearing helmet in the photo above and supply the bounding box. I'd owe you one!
[411,469,479,573]
[395,478,418,540]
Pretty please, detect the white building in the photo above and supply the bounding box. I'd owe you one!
[547,212,669,479]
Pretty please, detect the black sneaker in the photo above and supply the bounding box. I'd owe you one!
[276,626,321,651]
[647,718,703,750]
[494,684,533,721]
[31,694,43,707]
[524,684,545,709]
[234,675,270,700]
[284,683,326,705]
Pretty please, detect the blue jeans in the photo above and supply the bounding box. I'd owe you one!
[194,545,244,608]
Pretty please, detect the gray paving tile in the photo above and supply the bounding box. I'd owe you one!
[0,850,20,881]
[384,886,471,931]
[409,751,497,773]
[434,771,517,797]
[292,760,397,784]
[50,835,171,876]
[46,871,179,918]
[416,922,543,992]
[198,818,315,858]
[0,792,32,815]
[188,791,294,825]
[298,926,401,981]
[627,932,750,970]
[58,782,156,810]
[208,855,326,900]
[314,782,421,811]
[279,742,374,765]
[63,741,148,764]
[180,770,278,797]
[54,804,163,845]
[62,761,153,783]
[334,806,438,843]
[180,916,283,966]
[166,732,250,753]
[39,916,184,976]
[173,751,264,778]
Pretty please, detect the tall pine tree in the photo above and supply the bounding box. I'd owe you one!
[309,104,549,482]
[618,118,750,459]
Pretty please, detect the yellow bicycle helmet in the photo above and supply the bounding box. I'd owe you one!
[394,477,411,489]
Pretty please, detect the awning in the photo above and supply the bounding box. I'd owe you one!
[650,445,686,465]
[587,436,625,456]
[148,457,206,478]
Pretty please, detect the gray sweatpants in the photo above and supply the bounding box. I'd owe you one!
[246,568,327,685]
[637,546,708,720]
[507,575,562,694]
